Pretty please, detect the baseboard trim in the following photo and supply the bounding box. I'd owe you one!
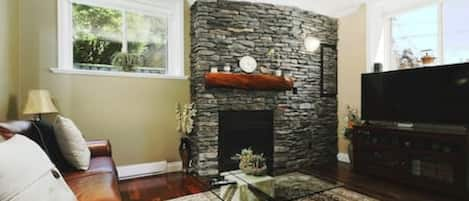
[117,160,183,181]
[167,161,183,173]
[337,152,350,163]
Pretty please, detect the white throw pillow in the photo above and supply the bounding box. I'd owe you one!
[0,135,77,201]
[53,115,91,170]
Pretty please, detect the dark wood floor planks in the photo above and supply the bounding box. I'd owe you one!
[119,163,465,201]
[119,173,209,201]
[309,163,465,201]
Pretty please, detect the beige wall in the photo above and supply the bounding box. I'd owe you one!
[18,0,191,165]
[337,5,367,153]
[11,0,367,163]
[0,0,19,121]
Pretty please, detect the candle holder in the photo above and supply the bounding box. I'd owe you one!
[210,67,218,73]
[223,64,231,73]
[275,69,282,77]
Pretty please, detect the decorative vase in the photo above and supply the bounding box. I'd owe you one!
[179,137,191,173]
[421,49,436,65]
[421,55,436,65]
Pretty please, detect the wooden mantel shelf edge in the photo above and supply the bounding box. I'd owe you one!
[205,73,294,91]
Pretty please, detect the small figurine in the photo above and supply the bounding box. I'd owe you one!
[259,65,270,74]
[399,48,419,68]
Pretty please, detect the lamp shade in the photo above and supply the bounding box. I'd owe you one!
[304,36,320,52]
[23,90,58,115]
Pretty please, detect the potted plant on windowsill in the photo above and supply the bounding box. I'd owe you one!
[343,105,361,165]
[111,52,144,72]
[176,103,196,173]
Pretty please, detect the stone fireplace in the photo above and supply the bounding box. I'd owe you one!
[190,1,338,176]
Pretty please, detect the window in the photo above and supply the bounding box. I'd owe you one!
[388,0,469,68]
[56,0,184,79]
[443,0,469,63]
[390,4,439,68]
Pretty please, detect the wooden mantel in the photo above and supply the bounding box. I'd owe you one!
[205,73,294,91]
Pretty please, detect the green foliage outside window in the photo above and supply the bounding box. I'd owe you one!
[72,3,168,72]
[73,38,122,66]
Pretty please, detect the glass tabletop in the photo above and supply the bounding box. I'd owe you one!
[209,170,343,201]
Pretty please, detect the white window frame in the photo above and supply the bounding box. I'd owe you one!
[384,0,449,70]
[53,0,186,79]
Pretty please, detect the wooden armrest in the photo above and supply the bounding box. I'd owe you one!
[87,139,112,157]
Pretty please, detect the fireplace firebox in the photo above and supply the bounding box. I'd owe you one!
[218,110,274,173]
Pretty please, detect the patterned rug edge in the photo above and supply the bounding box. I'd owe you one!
[167,187,379,201]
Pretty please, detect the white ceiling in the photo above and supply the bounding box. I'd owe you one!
[230,0,368,17]
[189,0,378,17]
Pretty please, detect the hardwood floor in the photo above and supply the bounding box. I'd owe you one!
[308,163,464,201]
[119,163,466,201]
[119,173,209,201]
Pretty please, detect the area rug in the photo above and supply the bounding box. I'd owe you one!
[168,187,379,201]
[167,192,220,201]
[274,172,341,200]
[296,188,379,201]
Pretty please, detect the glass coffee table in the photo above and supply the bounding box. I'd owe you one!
[208,170,343,201]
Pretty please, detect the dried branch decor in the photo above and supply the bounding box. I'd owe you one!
[176,103,196,135]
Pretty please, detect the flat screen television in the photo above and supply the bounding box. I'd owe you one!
[362,63,469,125]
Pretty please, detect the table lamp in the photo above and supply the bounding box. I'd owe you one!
[23,89,58,121]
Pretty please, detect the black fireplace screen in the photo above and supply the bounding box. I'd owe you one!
[218,110,274,173]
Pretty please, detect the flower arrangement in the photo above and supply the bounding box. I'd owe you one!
[343,105,361,140]
[176,103,197,173]
[345,105,360,126]
[176,103,196,135]
[231,148,267,176]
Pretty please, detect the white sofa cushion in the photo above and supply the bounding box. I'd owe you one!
[0,135,77,201]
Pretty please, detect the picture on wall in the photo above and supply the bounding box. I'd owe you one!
[320,44,338,97]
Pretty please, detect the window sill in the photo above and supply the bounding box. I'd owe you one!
[49,68,188,80]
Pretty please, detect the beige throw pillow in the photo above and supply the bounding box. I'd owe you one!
[53,115,91,170]
[0,135,77,201]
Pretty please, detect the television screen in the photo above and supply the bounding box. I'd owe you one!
[362,63,469,125]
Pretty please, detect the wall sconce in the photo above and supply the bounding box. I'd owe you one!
[304,36,320,52]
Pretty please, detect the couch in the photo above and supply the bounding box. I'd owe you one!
[0,121,122,201]
[64,139,122,201]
